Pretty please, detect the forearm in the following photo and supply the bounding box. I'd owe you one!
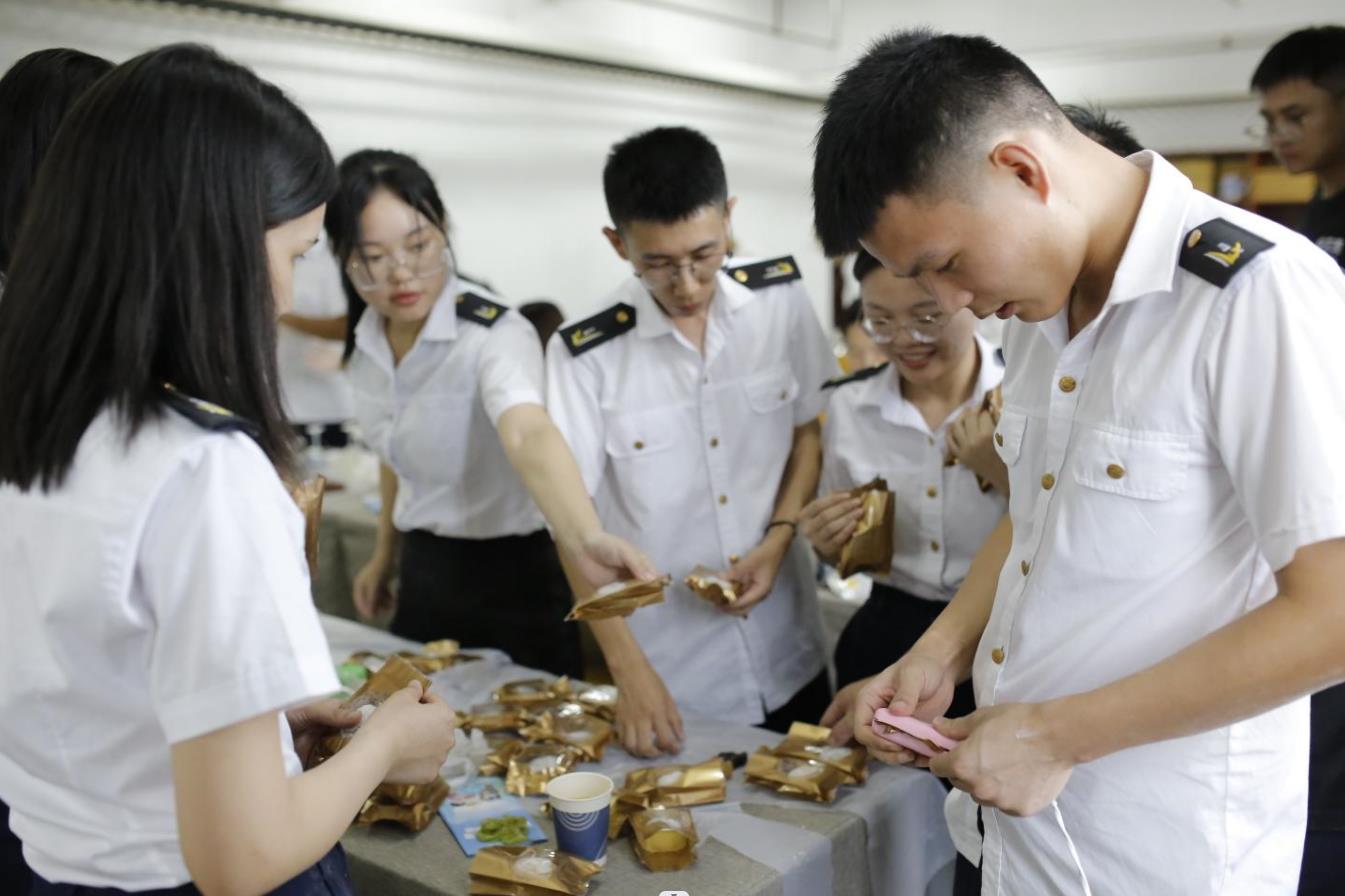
[1051,540,1345,764]
[770,420,822,524]
[373,463,400,559]
[555,543,650,674]
[913,513,1011,679]
[278,313,348,341]
[498,404,603,551]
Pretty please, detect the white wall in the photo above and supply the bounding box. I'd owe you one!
[0,0,834,324]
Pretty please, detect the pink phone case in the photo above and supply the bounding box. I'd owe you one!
[871,708,961,757]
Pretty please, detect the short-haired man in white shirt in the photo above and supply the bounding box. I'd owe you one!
[814,30,1345,894]
[546,126,839,756]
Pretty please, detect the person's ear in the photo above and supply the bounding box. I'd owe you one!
[602,226,629,261]
[988,142,1051,205]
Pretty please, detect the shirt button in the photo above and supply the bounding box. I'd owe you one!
[1107,463,1126,479]
[995,432,1004,447]
[634,440,644,450]
[926,485,938,498]
[1041,473,1055,490]
[1058,375,1077,393]
[1020,560,1030,576]
[930,540,941,552]
[779,389,788,400]
[991,647,1006,664]
[719,494,728,505]
[710,437,720,448]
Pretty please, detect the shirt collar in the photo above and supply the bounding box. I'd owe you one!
[1105,151,1193,307]
[864,334,1001,434]
[630,267,756,340]
[353,277,460,367]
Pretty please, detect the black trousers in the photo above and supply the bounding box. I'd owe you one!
[394,528,582,678]
[29,843,352,895]
[2,800,31,895]
[761,669,833,734]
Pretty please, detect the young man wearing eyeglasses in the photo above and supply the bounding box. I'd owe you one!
[545,126,839,755]
[1253,26,1345,271]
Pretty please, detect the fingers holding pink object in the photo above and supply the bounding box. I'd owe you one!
[870,708,962,758]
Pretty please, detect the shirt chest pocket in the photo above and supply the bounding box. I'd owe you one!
[741,366,800,456]
[393,387,476,483]
[1069,429,1190,501]
[603,408,685,515]
[993,409,1027,468]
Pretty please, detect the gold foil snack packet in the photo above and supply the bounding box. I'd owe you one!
[493,679,557,706]
[631,806,698,872]
[479,738,525,778]
[518,705,613,762]
[356,776,449,832]
[505,744,579,796]
[618,757,729,808]
[683,565,739,607]
[466,702,529,733]
[745,749,846,802]
[287,475,326,581]
[836,477,895,578]
[468,846,602,896]
[312,655,432,765]
[770,722,868,785]
[564,575,672,621]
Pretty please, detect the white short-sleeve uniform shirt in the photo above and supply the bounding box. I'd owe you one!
[546,259,840,723]
[277,240,355,426]
[946,151,1345,895]
[0,405,338,889]
[819,336,1006,602]
[347,278,546,539]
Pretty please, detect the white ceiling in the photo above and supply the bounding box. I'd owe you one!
[247,0,1341,106]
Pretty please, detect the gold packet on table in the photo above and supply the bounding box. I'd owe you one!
[745,749,846,803]
[631,806,698,872]
[468,846,602,896]
[505,744,579,796]
[684,565,739,607]
[564,575,672,621]
[608,796,633,840]
[617,757,730,808]
[288,475,326,581]
[493,679,558,706]
[551,679,619,722]
[479,737,525,777]
[356,776,449,832]
[466,702,529,733]
[836,477,895,578]
[374,778,447,806]
[770,721,868,785]
[518,704,613,762]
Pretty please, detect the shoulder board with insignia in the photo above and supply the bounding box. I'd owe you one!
[456,291,507,327]
[822,362,889,390]
[726,255,801,290]
[161,383,260,439]
[560,303,636,357]
[1178,218,1274,288]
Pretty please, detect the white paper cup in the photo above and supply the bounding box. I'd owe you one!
[546,772,614,865]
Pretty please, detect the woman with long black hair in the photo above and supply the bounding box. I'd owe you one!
[0,44,455,894]
[327,149,653,675]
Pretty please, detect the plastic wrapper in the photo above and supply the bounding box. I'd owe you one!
[493,679,558,706]
[683,565,740,607]
[769,721,868,785]
[745,749,847,802]
[564,575,671,621]
[467,846,602,896]
[945,385,1004,492]
[616,757,730,809]
[288,475,326,581]
[552,680,618,722]
[505,744,580,796]
[518,704,612,762]
[836,477,894,578]
[631,806,698,872]
[356,776,449,832]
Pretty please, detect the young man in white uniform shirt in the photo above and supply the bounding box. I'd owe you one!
[547,127,839,755]
[814,31,1345,894]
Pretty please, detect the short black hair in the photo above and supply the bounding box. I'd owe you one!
[324,149,450,360]
[0,48,111,274]
[841,298,864,330]
[1062,104,1144,157]
[519,300,565,348]
[813,29,1064,256]
[603,126,727,228]
[1251,26,1345,94]
[851,249,883,284]
[0,43,335,489]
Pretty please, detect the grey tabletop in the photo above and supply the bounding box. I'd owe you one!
[320,616,954,896]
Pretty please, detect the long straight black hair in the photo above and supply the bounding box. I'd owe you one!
[324,149,450,361]
[0,43,336,489]
[0,47,112,275]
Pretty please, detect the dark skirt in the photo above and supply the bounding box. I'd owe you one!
[833,580,976,720]
[30,843,352,895]
[393,527,582,678]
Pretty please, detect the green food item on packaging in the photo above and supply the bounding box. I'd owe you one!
[337,662,369,690]
[477,815,531,844]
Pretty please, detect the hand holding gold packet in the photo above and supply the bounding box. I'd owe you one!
[564,575,672,621]
[836,477,895,578]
